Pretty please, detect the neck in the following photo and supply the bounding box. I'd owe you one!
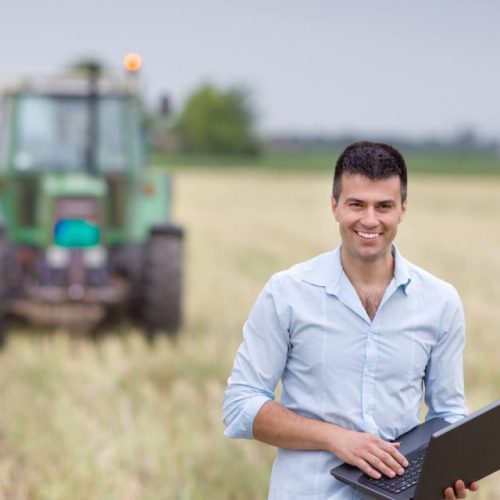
[340,247,395,288]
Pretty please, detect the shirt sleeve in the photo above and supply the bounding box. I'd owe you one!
[222,274,291,439]
[424,286,468,423]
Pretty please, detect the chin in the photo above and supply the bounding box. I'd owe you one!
[358,252,382,262]
[353,246,387,261]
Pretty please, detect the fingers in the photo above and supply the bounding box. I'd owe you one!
[354,458,383,480]
[338,431,409,479]
[454,480,467,499]
[384,442,409,469]
[468,481,479,492]
[443,480,479,499]
[444,486,456,499]
[366,451,404,478]
[370,440,408,477]
[356,439,407,478]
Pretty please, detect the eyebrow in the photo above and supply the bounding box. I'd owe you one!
[344,197,397,205]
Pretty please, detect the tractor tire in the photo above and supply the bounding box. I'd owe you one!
[0,238,10,348]
[142,225,183,338]
[123,243,145,321]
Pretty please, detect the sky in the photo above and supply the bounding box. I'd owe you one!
[1,0,499,140]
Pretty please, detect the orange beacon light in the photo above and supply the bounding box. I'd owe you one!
[123,53,142,72]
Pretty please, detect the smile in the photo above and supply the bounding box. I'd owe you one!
[355,231,380,240]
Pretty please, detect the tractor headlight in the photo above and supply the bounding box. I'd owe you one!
[46,246,70,269]
[83,246,107,269]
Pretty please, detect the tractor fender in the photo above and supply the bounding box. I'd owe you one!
[149,222,184,238]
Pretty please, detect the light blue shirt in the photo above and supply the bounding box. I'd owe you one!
[223,246,467,500]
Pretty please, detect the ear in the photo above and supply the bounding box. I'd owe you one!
[399,199,408,223]
[331,196,339,221]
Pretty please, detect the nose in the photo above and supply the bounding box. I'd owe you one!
[360,207,378,227]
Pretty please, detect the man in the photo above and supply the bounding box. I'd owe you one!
[223,142,479,499]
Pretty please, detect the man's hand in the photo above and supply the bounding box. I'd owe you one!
[329,428,408,479]
[444,480,479,499]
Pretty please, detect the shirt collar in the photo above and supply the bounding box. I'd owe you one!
[392,245,412,294]
[302,245,412,296]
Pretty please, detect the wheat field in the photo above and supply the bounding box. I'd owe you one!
[0,169,498,499]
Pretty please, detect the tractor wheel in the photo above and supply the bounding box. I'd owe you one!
[142,225,183,339]
[0,238,10,348]
[123,243,145,321]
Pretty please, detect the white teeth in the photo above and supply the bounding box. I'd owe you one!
[357,231,378,239]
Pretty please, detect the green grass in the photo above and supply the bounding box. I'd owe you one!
[406,152,500,176]
[152,150,500,176]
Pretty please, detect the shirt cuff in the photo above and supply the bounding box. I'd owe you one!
[443,414,466,424]
[224,394,272,439]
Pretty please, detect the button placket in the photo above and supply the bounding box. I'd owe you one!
[362,325,379,433]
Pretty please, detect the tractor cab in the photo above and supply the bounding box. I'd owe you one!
[10,88,140,173]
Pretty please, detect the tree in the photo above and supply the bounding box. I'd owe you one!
[176,83,260,156]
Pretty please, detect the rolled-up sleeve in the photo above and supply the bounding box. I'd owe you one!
[424,286,468,423]
[223,274,291,439]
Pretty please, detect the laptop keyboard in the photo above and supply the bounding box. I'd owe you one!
[359,448,426,494]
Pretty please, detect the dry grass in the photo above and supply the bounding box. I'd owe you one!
[0,170,498,499]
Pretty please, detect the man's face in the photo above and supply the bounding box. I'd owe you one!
[331,174,407,263]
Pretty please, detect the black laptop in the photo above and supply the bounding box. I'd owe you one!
[330,400,500,499]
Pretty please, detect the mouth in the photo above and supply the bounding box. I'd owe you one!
[355,230,380,240]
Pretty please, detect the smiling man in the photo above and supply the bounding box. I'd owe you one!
[223,142,478,499]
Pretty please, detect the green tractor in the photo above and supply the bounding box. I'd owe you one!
[0,69,184,345]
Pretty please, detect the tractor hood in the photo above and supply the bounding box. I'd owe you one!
[42,172,107,198]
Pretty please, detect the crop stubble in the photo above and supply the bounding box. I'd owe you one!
[0,170,498,499]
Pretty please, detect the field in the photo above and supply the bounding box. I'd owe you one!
[0,167,499,499]
[153,150,500,176]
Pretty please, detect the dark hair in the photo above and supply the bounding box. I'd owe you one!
[332,141,407,202]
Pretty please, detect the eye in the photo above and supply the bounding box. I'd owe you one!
[378,203,393,210]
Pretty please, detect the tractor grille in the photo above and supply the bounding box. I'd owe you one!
[55,197,100,222]
[105,176,125,228]
[15,178,38,226]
